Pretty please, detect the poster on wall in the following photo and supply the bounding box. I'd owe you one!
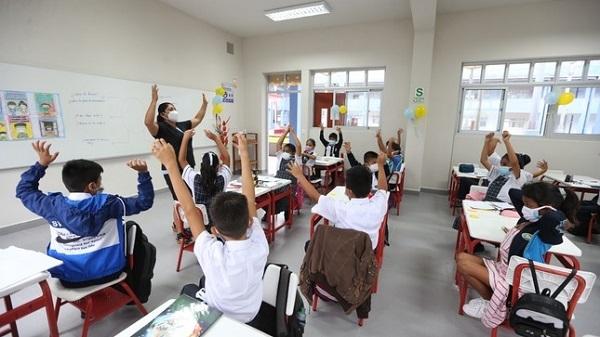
[221,82,234,103]
[0,90,65,140]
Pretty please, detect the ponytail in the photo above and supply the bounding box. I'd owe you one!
[560,189,579,224]
[200,152,219,197]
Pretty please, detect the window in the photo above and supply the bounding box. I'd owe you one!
[267,72,301,154]
[458,57,600,137]
[312,68,385,128]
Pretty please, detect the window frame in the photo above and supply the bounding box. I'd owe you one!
[457,56,600,140]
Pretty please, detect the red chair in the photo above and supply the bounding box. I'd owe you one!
[388,170,405,216]
[0,272,59,337]
[49,224,147,337]
[173,202,204,272]
[587,213,598,244]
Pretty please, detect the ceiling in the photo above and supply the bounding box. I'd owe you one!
[159,0,557,38]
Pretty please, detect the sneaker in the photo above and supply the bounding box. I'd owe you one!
[463,298,488,319]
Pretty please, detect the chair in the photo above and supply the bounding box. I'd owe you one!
[490,256,596,337]
[0,272,59,337]
[388,169,405,216]
[174,202,206,272]
[49,225,148,337]
[257,264,300,337]
[587,213,598,244]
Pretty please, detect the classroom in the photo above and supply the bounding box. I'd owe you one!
[1,0,599,336]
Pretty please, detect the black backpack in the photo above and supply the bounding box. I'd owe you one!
[509,260,577,337]
[125,221,157,303]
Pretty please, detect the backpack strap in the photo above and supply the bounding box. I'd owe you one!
[528,259,541,295]
[550,268,577,299]
[275,264,291,337]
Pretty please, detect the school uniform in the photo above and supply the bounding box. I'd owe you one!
[484,165,533,204]
[272,151,302,216]
[312,189,389,249]
[193,217,269,323]
[154,120,194,200]
[346,151,391,191]
[319,129,343,157]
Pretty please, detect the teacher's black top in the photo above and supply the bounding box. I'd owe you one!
[155,120,195,170]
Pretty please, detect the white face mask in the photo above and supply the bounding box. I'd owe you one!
[497,166,511,176]
[305,145,313,151]
[281,152,292,160]
[329,140,337,145]
[522,205,555,222]
[167,110,179,122]
[369,163,378,173]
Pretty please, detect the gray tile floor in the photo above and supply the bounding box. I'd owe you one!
[2,190,599,336]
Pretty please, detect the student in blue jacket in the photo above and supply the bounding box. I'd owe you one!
[16,141,154,288]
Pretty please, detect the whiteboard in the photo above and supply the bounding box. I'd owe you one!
[0,62,217,170]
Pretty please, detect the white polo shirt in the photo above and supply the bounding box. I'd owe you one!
[488,166,533,204]
[312,189,389,249]
[194,217,269,323]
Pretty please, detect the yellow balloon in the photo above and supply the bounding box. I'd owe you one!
[414,104,427,119]
[557,92,574,105]
[339,105,347,114]
[215,87,225,96]
[213,103,223,115]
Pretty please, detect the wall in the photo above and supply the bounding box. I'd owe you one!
[423,0,600,190]
[0,0,243,227]
[242,20,413,173]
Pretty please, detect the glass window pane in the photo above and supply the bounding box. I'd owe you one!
[348,70,365,86]
[367,69,385,85]
[461,65,482,84]
[331,71,347,87]
[285,73,301,91]
[559,60,585,81]
[368,92,381,127]
[503,86,549,136]
[483,64,506,83]
[313,72,329,87]
[346,92,368,126]
[460,89,503,131]
[267,74,285,92]
[507,63,530,82]
[554,87,600,135]
[532,62,556,82]
[587,60,600,80]
[584,88,600,134]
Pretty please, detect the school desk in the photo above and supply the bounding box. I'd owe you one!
[448,165,489,215]
[314,156,344,191]
[542,170,600,199]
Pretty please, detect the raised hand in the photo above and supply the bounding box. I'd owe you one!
[232,133,248,154]
[202,93,208,105]
[127,159,148,172]
[398,128,404,134]
[152,139,176,166]
[377,151,387,165]
[376,129,382,138]
[502,130,511,142]
[204,129,218,141]
[343,141,352,153]
[286,162,303,178]
[151,84,158,102]
[485,132,494,141]
[32,140,59,167]
[536,160,548,171]
[320,123,324,131]
[183,129,195,139]
[336,126,341,132]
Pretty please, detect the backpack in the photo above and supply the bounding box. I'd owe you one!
[125,221,157,303]
[509,260,577,337]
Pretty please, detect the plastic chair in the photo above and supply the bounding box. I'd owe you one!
[490,256,596,337]
[587,213,598,244]
[174,202,206,272]
[0,272,59,337]
[49,225,147,337]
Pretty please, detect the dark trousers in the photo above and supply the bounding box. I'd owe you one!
[163,172,179,201]
[571,197,600,236]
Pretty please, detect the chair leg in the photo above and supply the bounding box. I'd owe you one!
[119,282,148,315]
[176,242,185,272]
[311,293,318,312]
[54,298,62,322]
[39,281,59,337]
[3,295,19,337]
[80,297,93,337]
[490,327,498,337]
[357,318,364,327]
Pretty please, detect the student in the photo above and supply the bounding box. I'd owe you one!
[344,141,390,191]
[480,131,533,203]
[376,128,404,173]
[152,134,268,324]
[570,192,599,237]
[485,132,548,180]
[16,141,154,288]
[270,126,302,221]
[456,182,578,327]
[178,128,232,240]
[301,138,317,178]
[289,152,389,249]
[319,124,343,157]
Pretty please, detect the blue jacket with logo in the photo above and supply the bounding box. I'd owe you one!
[16,162,154,283]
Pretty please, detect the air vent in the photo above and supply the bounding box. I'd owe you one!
[226,42,234,55]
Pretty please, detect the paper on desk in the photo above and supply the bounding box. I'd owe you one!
[0,246,62,290]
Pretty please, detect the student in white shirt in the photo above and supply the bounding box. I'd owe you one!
[152,134,269,325]
[289,151,390,249]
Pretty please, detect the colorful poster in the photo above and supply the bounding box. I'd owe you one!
[35,92,58,117]
[9,120,33,140]
[0,90,64,140]
[3,91,30,117]
[39,120,59,138]
[221,82,234,103]
[0,122,8,141]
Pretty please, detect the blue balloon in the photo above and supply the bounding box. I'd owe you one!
[544,92,558,105]
[212,95,223,105]
[403,107,415,120]
[331,105,340,114]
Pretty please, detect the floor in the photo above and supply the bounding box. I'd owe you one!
[2,190,600,337]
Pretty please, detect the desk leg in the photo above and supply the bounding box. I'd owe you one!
[287,188,293,229]
[2,295,19,337]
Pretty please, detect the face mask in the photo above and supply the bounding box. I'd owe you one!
[369,163,378,173]
[522,205,555,222]
[497,166,511,176]
[305,146,313,151]
[167,110,179,122]
[329,140,336,145]
[281,152,292,160]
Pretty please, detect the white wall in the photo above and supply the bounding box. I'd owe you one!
[0,0,243,227]
[423,0,600,190]
[242,20,413,172]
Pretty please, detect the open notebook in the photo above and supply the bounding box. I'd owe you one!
[132,294,222,337]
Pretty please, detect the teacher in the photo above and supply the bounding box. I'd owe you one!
[144,84,207,200]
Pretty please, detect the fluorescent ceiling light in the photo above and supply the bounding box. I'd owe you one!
[265,1,331,22]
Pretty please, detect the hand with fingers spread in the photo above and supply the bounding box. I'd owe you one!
[32,140,59,167]
[287,162,303,179]
[204,129,218,141]
[343,141,352,153]
[127,160,148,172]
[536,160,548,171]
[232,133,248,155]
[152,139,177,166]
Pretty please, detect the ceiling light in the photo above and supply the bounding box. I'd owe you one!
[265,1,331,22]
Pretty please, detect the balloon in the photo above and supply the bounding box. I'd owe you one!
[215,87,225,96]
[212,95,223,105]
[339,105,347,114]
[557,92,574,105]
[414,104,427,119]
[544,92,558,105]
[213,103,223,115]
[403,107,415,120]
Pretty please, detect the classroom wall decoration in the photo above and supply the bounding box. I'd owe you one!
[0,90,64,141]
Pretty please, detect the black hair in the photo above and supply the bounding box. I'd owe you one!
[200,152,220,196]
[501,153,531,169]
[156,102,174,123]
[306,138,316,147]
[62,159,104,192]
[328,133,338,141]
[283,143,296,153]
[18,101,27,107]
[390,142,401,153]
[345,165,372,198]
[521,181,579,223]
[7,101,16,106]
[363,151,378,163]
[209,191,249,238]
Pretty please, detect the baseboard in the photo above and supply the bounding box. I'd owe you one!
[421,188,448,195]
